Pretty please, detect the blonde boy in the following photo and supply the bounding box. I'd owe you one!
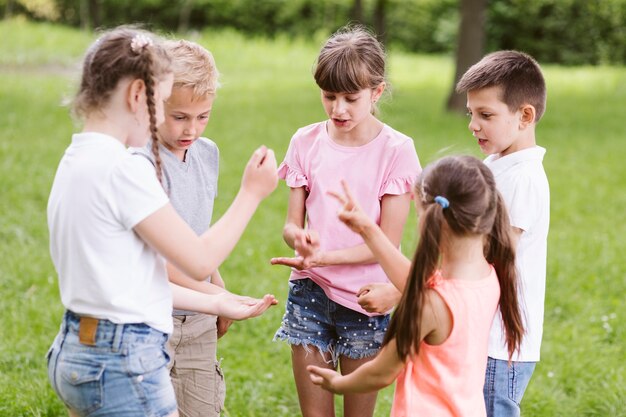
[456,50,549,417]
[134,40,228,416]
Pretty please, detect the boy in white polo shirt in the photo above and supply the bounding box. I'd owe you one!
[456,50,550,417]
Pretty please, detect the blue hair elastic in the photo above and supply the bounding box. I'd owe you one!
[434,196,450,209]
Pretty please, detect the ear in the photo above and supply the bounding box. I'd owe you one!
[127,78,146,113]
[372,82,386,103]
[519,104,536,128]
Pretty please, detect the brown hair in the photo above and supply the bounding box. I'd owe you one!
[456,50,547,122]
[385,155,524,361]
[314,25,386,112]
[163,39,220,99]
[73,26,172,183]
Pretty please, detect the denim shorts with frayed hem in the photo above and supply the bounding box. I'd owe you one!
[46,310,177,417]
[274,278,390,365]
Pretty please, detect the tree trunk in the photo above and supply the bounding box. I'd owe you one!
[446,0,488,113]
[178,0,194,34]
[373,0,387,45]
[79,0,90,30]
[89,0,102,29]
[5,0,14,19]
[351,0,364,25]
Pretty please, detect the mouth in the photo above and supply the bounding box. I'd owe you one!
[332,118,349,126]
[178,139,194,147]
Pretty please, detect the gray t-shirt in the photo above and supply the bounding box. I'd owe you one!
[132,138,219,315]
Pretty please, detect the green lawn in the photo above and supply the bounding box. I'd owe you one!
[0,19,624,416]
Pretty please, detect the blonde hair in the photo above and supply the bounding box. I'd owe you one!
[163,40,220,99]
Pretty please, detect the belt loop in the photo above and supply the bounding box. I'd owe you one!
[112,323,124,352]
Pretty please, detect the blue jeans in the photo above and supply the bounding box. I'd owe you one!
[46,310,177,417]
[483,357,536,417]
[274,278,390,364]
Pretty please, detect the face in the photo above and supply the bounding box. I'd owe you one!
[158,86,215,160]
[321,84,383,138]
[466,86,524,156]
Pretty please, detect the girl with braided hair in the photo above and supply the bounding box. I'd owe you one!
[46,27,278,416]
[308,155,524,417]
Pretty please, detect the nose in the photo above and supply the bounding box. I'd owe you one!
[184,120,198,136]
[468,116,480,134]
[333,99,348,115]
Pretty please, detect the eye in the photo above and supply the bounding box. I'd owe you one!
[173,115,186,121]
[481,113,492,119]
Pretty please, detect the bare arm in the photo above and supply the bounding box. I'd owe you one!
[272,187,411,270]
[329,181,412,291]
[308,338,405,393]
[169,282,276,320]
[166,263,227,295]
[308,289,451,393]
[135,146,278,280]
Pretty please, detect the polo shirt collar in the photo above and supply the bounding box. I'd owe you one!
[484,146,546,176]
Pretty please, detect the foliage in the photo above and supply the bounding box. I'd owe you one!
[0,20,625,416]
[487,0,626,65]
[2,0,626,64]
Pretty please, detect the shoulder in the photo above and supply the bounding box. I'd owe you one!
[193,137,220,157]
[380,124,415,149]
[291,121,326,143]
[128,143,154,162]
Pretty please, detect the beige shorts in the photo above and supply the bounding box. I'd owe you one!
[167,314,225,417]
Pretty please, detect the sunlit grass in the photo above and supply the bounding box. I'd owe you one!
[0,20,624,416]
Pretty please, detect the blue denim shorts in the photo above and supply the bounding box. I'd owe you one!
[274,278,390,364]
[46,310,177,417]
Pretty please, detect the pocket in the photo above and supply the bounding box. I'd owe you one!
[289,279,305,297]
[57,357,105,415]
[214,360,226,413]
[131,343,169,375]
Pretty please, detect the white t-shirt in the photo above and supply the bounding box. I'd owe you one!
[484,146,550,362]
[47,132,173,333]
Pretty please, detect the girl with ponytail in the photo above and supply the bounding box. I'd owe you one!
[47,27,278,416]
[308,155,523,417]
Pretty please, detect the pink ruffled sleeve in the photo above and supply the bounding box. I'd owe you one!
[277,161,308,189]
[379,175,416,197]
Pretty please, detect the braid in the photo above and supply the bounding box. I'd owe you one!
[142,48,163,185]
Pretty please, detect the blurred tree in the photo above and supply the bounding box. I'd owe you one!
[446,0,487,113]
[373,0,387,45]
[351,0,363,23]
[178,0,193,33]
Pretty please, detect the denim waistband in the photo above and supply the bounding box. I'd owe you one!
[63,310,168,351]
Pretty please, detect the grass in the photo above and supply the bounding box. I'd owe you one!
[0,18,624,416]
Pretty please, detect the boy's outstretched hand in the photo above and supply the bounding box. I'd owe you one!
[215,293,278,321]
[328,180,376,235]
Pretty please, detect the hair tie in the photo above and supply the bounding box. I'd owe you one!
[130,34,153,53]
[434,196,450,209]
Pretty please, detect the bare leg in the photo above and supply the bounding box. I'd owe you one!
[340,355,378,417]
[292,345,336,417]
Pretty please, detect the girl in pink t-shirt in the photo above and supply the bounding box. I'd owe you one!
[308,155,524,417]
[270,25,420,417]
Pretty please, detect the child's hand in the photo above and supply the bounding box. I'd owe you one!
[216,317,233,338]
[271,229,322,270]
[357,283,401,314]
[307,365,342,393]
[215,293,278,321]
[241,146,278,200]
[328,180,376,235]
